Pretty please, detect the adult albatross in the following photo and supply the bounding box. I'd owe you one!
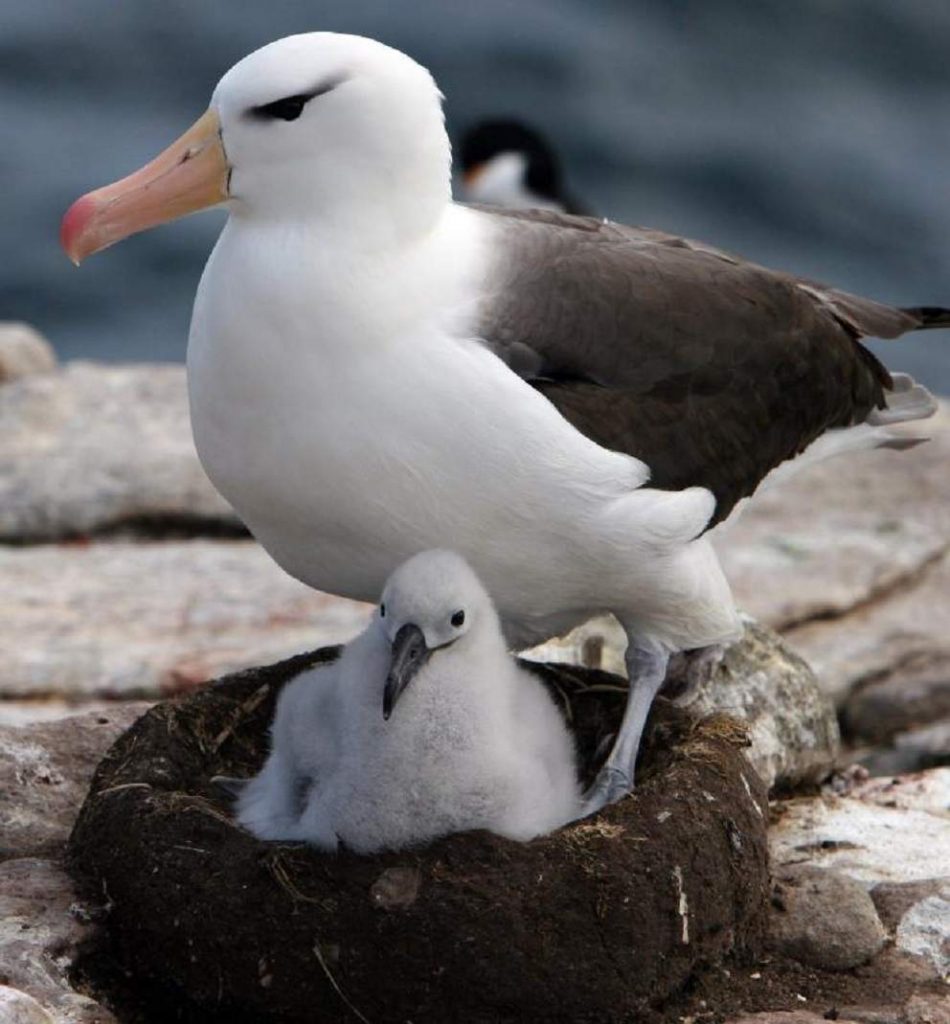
[61,33,948,814]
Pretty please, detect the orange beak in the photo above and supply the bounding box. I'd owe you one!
[61,109,229,265]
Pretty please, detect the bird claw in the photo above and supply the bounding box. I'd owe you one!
[578,765,632,819]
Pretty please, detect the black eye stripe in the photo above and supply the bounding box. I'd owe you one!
[247,76,346,122]
[252,94,309,121]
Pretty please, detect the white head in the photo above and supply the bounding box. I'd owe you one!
[214,34,451,236]
[62,33,452,262]
[376,550,500,719]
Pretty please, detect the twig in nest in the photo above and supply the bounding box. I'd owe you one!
[267,854,325,905]
[312,940,373,1024]
[210,684,271,753]
[96,782,153,797]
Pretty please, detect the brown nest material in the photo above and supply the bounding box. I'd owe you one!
[68,649,770,1024]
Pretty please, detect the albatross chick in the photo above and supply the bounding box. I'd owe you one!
[235,550,581,853]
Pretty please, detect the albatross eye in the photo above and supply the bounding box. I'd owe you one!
[451,610,465,628]
[250,94,310,121]
[248,78,346,123]
[380,603,386,618]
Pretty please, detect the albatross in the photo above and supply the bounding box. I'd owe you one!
[61,32,948,814]
[235,549,581,852]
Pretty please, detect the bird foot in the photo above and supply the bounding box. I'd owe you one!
[578,765,632,819]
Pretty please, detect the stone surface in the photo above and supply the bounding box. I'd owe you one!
[0,324,56,384]
[893,719,950,764]
[845,767,950,813]
[843,660,950,743]
[894,886,950,980]
[857,718,950,777]
[770,768,950,885]
[767,864,886,970]
[0,540,371,701]
[785,553,950,707]
[0,700,141,728]
[871,879,949,932]
[0,361,237,539]
[690,618,839,792]
[0,987,55,1024]
[717,404,950,725]
[726,1015,863,1024]
[717,404,950,631]
[0,706,149,860]
[532,617,839,793]
[0,858,117,1023]
[903,995,950,1024]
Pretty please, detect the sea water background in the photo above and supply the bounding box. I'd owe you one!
[3,0,949,390]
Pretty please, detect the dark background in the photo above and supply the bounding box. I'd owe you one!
[4,0,949,389]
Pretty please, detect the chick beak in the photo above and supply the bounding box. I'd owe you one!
[60,108,229,265]
[383,624,430,720]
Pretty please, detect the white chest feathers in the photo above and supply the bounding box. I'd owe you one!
[235,550,581,852]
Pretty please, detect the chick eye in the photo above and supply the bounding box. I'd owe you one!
[251,94,310,121]
[451,610,465,628]
[380,603,386,618]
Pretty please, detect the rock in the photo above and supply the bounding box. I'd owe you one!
[871,879,949,932]
[894,886,950,980]
[532,617,839,793]
[903,995,950,1024]
[690,618,840,792]
[0,700,140,728]
[0,540,371,701]
[726,1014,863,1024]
[0,324,56,384]
[857,718,950,777]
[717,403,950,631]
[844,662,950,744]
[770,768,950,885]
[67,651,770,1024]
[0,987,55,1024]
[716,404,950,730]
[865,946,945,987]
[893,719,950,765]
[0,858,117,1023]
[768,864,886,970]
[0,706,149,860]
[0,361,238,540]
[786,552,950,708]
[844,768,950,813]
[835,1009,904,1024]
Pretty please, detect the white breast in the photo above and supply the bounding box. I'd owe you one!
[186,205,647,622]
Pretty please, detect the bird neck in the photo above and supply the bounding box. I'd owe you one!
[227,139,452,253]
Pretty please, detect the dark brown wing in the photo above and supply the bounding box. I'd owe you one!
[473,205,940,526]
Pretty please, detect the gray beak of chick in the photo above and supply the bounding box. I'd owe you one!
[383,623,430,720]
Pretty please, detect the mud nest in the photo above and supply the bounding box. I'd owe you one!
[69,649,770,1024]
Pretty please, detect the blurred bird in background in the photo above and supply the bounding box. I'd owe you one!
[458,119,591,215]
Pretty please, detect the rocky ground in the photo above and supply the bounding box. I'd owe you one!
[1,324,947,1022]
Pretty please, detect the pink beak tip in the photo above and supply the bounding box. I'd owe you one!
[60,194,98,265]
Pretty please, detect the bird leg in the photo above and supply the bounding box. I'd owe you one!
[579,643,669,817]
